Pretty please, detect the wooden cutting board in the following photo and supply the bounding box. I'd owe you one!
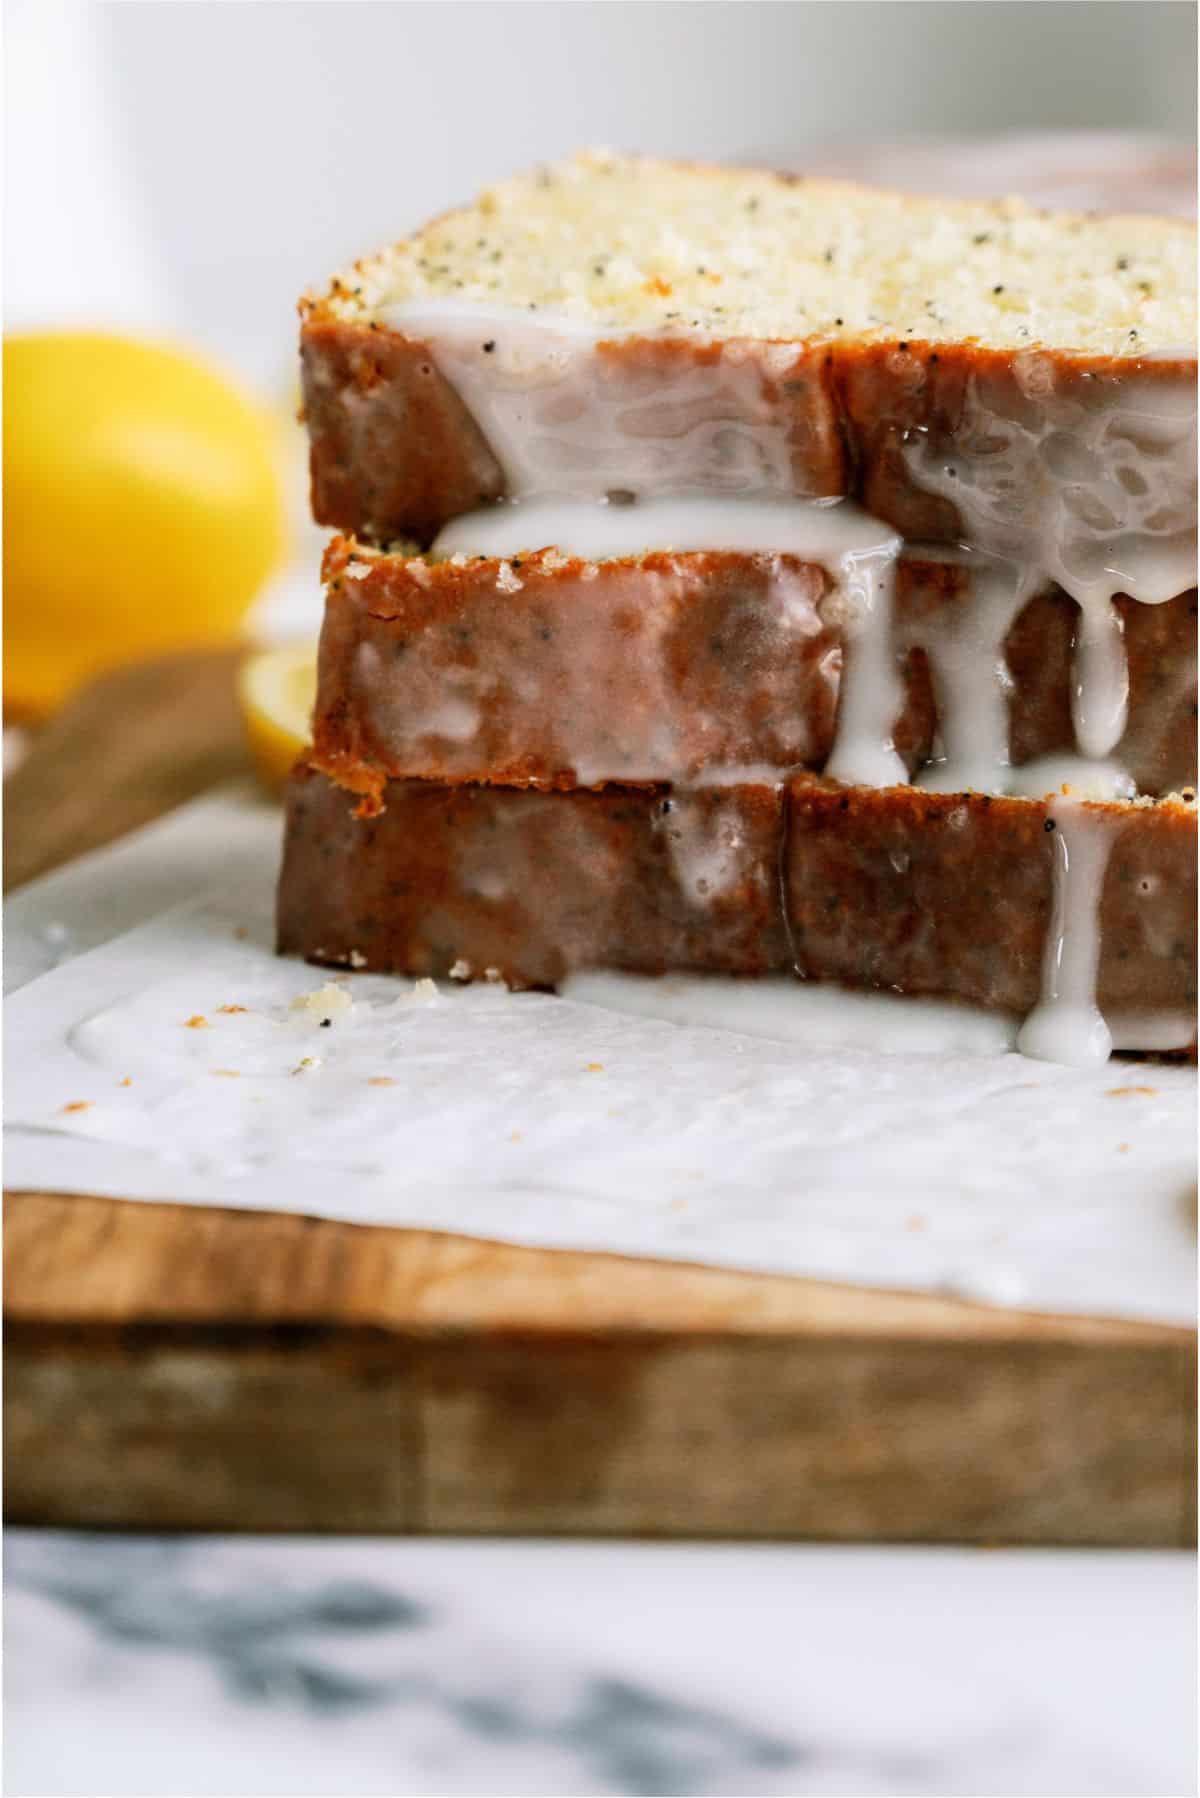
[4,653,1195,1543]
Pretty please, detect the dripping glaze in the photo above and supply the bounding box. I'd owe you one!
[388,307,1196,1064]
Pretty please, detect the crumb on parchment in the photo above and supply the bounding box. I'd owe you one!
[61,1101,91,1114]
[216,1004,249,1015]
[185,1015,209,1029]
[291,983,353,1023]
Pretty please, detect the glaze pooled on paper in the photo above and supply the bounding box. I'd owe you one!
[6,819,1196,1322]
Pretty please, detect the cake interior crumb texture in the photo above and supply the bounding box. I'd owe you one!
[313,150,1197,356]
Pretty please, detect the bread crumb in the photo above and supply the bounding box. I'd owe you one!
[118,1077,132,1088]
[185,1015,209,1029]
[907,1214,926,1232]
[369,1076,397,1087]
[483,966,506,985]
[1117,1142,1131,1153]
[509,1130,523,1142]
[585,1061,604,1072]
[62,1100,91,1114]
[1107,1085,1157,1097]
[291,982,353,1020]
[292,1056,322,1074]
[449,958,473,981]
[212,1069,241,1078]
[495,560,524,593]
[348,950,368,969]
[412,977,438,1000]
[216,1004,249,1015]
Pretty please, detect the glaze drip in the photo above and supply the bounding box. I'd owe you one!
[381,309,1197,1063]
[1016,798,1116,1069]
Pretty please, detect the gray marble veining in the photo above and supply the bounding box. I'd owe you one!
[4,1534,1194,1797]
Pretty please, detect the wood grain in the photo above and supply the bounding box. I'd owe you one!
[4,655,1196,1541]
[3,648,248,891]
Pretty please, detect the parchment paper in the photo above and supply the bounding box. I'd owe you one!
[4,785,1195,1323]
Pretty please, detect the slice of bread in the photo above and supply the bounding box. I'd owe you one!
[299,152,1197,548]
[312,536,1196,806]
[278,763,1196,1049]
[311,150,1194,353]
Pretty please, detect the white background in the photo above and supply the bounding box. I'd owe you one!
[6,0,1196,386]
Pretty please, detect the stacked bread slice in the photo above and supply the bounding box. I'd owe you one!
[280,152,1198,1066]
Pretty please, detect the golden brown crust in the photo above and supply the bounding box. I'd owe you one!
[278,766,789,988]
[310,537,1197,808]
[301,318,1194,546]
[301,320,504,545]
[786,782,1197,1017]
[277,765,1197,1038]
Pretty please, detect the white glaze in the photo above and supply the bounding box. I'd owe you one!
[561,970,1020,1057]
[412,309,1195,772]
[1107,1011,1196,1051]
[358,543,841,788]
[389,312,1197,1067]
[902,359,1197,607]
[819,544,907,787]
[1005,754,1136,802]
[901,358,1198,763]
[385,305,811,501]
[911,557,1037,795]
[1072,597,1130,761]
[652,792,754,906]
[436,495,907,790]
[433,492,899,565]
[1017,797,1116,1068]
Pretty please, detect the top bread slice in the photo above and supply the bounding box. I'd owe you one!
[299,150,1197,548]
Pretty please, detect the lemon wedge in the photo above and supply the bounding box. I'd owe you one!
[237,643,316,795]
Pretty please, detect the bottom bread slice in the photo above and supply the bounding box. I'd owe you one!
[278,764,1196,1040]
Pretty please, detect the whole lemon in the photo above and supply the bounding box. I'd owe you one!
[4,332,286,715]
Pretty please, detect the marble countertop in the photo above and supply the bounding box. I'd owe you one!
[4,1532,1194,1797]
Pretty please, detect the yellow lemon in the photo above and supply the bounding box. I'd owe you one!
[237,642,316,795]
[4,332,286,715]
